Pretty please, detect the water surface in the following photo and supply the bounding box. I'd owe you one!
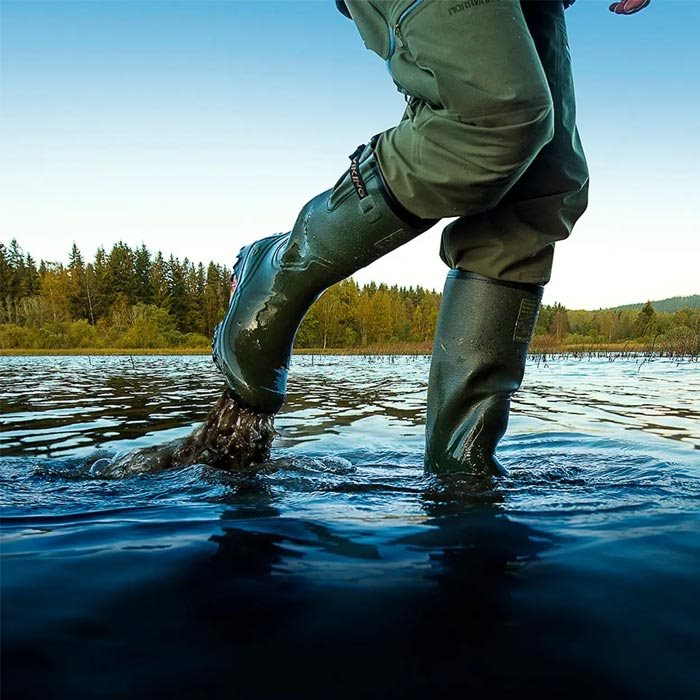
[2,355,699,699]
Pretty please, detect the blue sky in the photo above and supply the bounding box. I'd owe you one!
[1,0,698,309]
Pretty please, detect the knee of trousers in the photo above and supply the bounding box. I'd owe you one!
[432,102,556,215]
[380,98,556,220]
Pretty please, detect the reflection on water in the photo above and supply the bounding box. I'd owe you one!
[1,355,698,458]
[1,355,699,699]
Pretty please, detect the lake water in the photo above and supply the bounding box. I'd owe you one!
[2,354,699,699]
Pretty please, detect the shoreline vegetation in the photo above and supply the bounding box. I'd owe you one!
[2,342,698,360]
[2,239,699,359]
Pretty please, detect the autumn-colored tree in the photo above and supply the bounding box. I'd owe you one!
[552,303,570,343]
[40,263,72,322]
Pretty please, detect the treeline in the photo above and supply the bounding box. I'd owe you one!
[0,240,440,350]
[1,239,698,354]
[534,301,700,354]
[1,239,232,349]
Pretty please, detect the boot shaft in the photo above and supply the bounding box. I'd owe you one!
[426,270,543,475]
[214,141,435,413]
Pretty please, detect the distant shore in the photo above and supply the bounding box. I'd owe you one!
[2,342,694,358]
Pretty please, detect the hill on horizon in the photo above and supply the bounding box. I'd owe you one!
[610,295,700,313]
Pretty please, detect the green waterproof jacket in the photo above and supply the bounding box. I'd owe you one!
[335,0,576,19]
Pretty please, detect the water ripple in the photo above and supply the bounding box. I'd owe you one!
[2,355,700,699]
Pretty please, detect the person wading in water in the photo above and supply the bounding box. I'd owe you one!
[163,0,651,476]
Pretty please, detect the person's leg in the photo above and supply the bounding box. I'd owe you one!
[215,0,558,415]
[213,140,435,412]
[438,0,589,284]
[425,0,590,475]
[354,0,557,220]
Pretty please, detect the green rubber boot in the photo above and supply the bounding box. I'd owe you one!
[212,141,435,413]
[425,270,543,476]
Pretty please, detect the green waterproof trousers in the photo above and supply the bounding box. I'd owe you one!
[345,0,589,284]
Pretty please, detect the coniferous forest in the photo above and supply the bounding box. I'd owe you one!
[1,240,699,355]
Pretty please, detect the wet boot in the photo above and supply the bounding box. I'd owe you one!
[212,140,435,413]
[425,270,543,476]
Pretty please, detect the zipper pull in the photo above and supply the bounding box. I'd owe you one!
[394,24,404,48]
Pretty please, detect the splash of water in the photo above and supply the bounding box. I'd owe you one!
[89,389,275,477]
[171,388,275,469]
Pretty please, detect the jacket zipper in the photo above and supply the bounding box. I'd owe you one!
[387,0,428,61]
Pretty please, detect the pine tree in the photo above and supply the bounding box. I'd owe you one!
[202,262,225,337]
[68,242,84,270]
[536,304,555,335]
[167,255,188,332]
[106,242,136,305]
[24,254,40,295]
[193,262,207,334]
[183,260,204,334]
[133,244,153,305]
[635,301,657,337]
[92,246,110,320]
[150,252,171,310]
[67,242,87,321]
[7,239,27,302]
[218,263,232,305]
[0,244,11,324]
[83,263,97,324]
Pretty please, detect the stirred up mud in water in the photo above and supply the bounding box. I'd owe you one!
[172,388,275,469]
[89,389,276,477]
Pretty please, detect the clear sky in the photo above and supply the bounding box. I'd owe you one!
[1,0,698,309]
